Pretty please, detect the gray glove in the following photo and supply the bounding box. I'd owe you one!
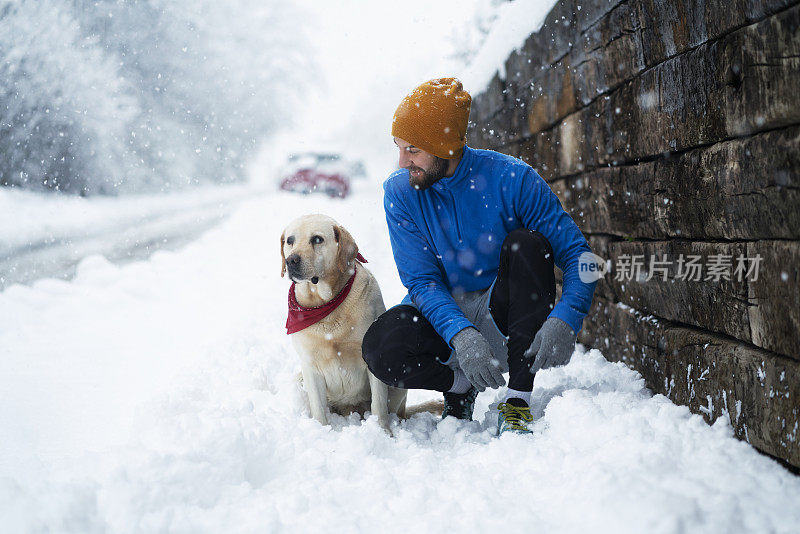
[525,317,577,375]
[452,327,506,391]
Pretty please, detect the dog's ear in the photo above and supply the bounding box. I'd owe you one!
[280,231,287,278]
[333,225,358,274]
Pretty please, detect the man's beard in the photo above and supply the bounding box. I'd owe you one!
[407,157,449,191]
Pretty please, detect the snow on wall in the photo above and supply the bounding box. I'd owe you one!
[460,0,557,93]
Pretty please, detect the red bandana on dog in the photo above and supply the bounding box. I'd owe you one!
[285,254,367,334]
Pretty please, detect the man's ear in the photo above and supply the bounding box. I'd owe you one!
[280,231,287,278]
[333,225,358,274]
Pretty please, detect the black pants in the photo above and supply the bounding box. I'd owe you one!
[362,229,556,392]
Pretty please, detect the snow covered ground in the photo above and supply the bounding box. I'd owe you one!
[2,181,799,533]
[3,0,799,531]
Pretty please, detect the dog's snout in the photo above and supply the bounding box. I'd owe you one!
[286,254,301,267]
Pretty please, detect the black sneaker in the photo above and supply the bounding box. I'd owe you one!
[442,386,479,421]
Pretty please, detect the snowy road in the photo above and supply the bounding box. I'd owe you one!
[2,185,799,533]
[0,185,262,289]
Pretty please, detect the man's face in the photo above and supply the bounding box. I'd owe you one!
[394,137,448,191]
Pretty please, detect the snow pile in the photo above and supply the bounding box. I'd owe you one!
[2,185,799,533]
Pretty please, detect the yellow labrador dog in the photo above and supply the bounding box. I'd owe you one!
[281,214,407,429]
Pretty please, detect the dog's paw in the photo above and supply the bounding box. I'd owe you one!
[376,416,397,437]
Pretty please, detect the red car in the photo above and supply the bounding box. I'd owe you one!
[278,153,362,199]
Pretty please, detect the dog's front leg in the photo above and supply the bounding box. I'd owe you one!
[368,371,390,431]
[300,362,328,425]
[388,387,408,419]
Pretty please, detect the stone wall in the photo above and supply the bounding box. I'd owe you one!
[467,0,800,468]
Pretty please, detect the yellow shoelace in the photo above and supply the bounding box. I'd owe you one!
[498,402,534,430]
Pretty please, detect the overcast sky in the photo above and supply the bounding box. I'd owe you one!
[256,1,483,178]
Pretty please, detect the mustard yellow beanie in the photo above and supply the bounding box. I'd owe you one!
[391,77,472,159]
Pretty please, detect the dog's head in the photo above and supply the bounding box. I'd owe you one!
[280,214,360,284]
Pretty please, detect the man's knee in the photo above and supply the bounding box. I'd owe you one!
[362,305,418,381]
[502,229,554,265]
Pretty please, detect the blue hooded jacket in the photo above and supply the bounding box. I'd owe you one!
[383,145,596,345]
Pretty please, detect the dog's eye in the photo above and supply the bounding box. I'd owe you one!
[311,236,324,245]
[286,236,294,246]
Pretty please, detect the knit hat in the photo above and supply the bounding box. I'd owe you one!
[391,77,471,160]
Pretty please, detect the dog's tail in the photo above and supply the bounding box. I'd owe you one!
[402,398,445,418]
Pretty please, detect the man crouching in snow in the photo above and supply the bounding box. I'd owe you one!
[362,78,597,435]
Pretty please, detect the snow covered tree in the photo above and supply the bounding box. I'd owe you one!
[0,0,311,195]
[0,0,136,194]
